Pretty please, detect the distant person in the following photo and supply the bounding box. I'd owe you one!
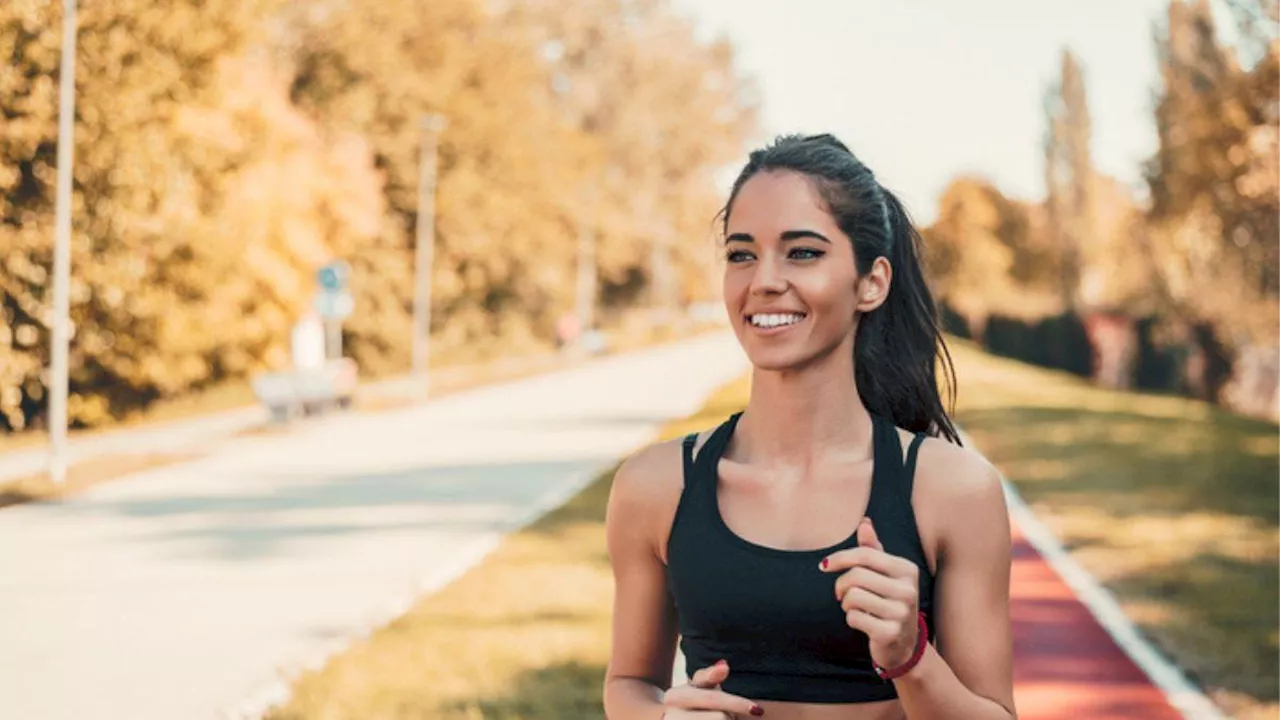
[556,312,582,350]
[603,134,1015,719]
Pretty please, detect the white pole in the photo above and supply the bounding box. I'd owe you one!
[324,319,342,360]
[412,113,446,393]
[575,181,598,334]
[48,0,78,485]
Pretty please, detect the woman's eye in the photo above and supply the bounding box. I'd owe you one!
[789,247,824,260]
[726,250,754,263]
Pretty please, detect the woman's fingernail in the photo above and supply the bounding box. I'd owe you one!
[750,705,765,716]
[819,557,829,570]
[715,658,728,668]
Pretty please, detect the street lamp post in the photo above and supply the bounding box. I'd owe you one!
[575,181,599,335]
[412,113,447,393]
[48,0,78,485]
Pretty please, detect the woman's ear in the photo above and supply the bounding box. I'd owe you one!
[855,257,892,313]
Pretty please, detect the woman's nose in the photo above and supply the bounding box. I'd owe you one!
[749,255,788,295]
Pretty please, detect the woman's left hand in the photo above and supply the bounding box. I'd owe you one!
[819,518,921,670]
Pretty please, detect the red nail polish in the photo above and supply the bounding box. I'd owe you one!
[820,557,829,570]
[750,705,765,716]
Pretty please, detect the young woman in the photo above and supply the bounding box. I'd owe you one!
[603,134,1015,720]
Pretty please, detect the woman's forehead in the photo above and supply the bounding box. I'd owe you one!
[728,171,838,233]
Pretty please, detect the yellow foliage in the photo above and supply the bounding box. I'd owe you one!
[0,0,756,430]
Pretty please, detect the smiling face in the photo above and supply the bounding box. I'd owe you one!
[722,170,891,372]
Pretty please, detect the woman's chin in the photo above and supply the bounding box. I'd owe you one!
[745,348,810,373]
[742,336,849,375]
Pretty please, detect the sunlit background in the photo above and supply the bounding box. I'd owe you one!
[1,1,1276,719]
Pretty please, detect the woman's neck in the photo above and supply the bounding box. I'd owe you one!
[739,341,872,465]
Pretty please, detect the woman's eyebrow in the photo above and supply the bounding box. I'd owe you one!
[725,229,832,244]
[780,229,831,244]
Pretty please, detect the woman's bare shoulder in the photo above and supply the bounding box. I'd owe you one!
[913,432,1009,561]
[610,438,684,506]
[914,434,1002,499]
[611,427,718,501]
[606,428,716,558]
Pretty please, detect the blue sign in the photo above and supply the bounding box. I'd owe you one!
[317,261,350,292]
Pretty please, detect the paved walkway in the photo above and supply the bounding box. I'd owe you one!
[0,332,751,720]
[0,406,266,485]
[0,351,527,485]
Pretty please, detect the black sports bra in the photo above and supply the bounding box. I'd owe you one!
[664,412,935,704]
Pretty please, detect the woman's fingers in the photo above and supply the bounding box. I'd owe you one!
[672,661,764,716]
[821,545,916,578]
[844,607,900,640]
[832,565,915,606]
[688,659,729,688]
[840,585,908,620]
[665,684,765,716]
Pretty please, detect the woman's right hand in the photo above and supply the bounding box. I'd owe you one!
[662,660,765,718]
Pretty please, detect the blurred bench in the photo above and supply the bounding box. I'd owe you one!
[250,358,358,422]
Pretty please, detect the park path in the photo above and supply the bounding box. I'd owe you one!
[0,404,265,485]
[0,331,751,720]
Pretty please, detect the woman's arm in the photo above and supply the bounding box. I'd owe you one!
[602,440,765,720]
[602,443,680,719]
[821,441,1015,719]
[895,443,1016,719]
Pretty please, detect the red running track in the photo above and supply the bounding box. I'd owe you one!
[1010,519,1184,720]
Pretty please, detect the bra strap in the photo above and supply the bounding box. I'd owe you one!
[681,432,698,488]
[691,411,742,482]
[904,432,927,497]
[864,413,898,521]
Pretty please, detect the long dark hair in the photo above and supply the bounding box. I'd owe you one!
[719,133,961,444]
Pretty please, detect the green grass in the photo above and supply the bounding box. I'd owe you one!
[947,337,1279,720]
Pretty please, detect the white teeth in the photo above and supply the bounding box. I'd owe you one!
[749,313,804,328]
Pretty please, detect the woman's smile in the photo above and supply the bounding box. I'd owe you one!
[746,311,808,334]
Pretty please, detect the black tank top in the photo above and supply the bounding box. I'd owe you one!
[665,411,936,704]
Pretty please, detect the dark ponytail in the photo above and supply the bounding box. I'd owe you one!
[720,134,961,444]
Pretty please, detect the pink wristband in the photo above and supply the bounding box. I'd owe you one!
[873,611,929,680]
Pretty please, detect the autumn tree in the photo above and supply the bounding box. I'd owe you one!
[285,0,756,367]
[924,177,1059,326]
[1,0,756,432]
[0,0,370,428]
[500,0,758,313]
[1144,0,1279,348]
[1082,173,1154,312]
[1042,48,1097,312]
